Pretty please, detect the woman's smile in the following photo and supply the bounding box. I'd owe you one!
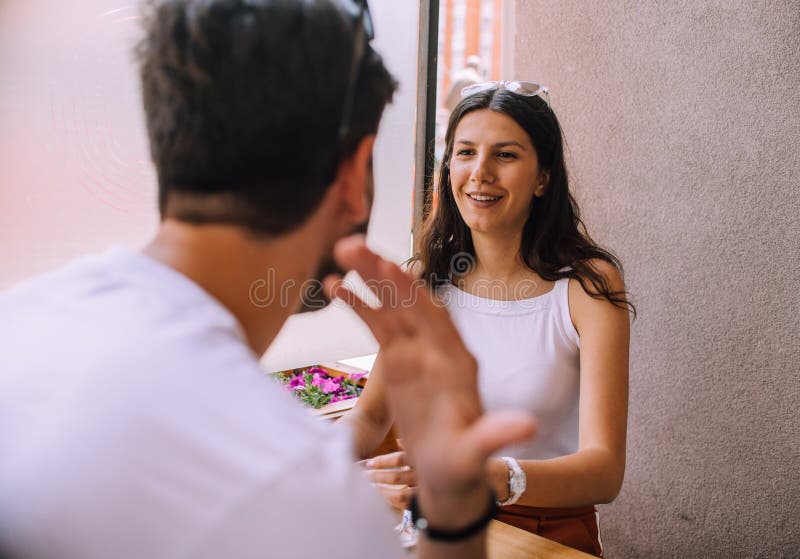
[465,191,504,207]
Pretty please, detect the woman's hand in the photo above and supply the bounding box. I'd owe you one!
[364,450,417,510]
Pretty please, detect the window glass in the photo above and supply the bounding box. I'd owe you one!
[0,2,157,290]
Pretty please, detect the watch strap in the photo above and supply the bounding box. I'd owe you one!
[496,456,526,506]
[408,488,497,543]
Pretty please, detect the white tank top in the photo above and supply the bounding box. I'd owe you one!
[437,278,580,460]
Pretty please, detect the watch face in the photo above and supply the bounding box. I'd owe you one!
[510,472,526,494]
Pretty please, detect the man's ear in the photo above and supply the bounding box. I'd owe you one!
[535,170,550,198]
[334,135,375,224]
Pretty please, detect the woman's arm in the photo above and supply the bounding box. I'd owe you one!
[488,260,630,507]
[338,352,395,460]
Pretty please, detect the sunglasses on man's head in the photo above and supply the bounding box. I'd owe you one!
[461,81,551,108]
[337,0,375,142]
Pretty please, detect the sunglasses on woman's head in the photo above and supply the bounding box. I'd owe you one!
[461,81,550,108]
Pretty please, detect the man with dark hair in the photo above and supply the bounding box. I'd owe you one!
[0,1,534,558]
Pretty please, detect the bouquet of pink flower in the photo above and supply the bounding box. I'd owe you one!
[274,366,365,409]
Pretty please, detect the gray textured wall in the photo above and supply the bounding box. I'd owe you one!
[513,2,800,557]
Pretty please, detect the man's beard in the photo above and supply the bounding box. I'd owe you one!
[295,217,369,314]
[296,165,374,314]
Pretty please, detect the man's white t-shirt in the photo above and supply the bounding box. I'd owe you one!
[0,248,404,559]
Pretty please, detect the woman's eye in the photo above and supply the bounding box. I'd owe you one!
[456,149,475,156]
[498,151,517,159]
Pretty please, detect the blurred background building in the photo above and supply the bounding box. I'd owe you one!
[437,0,504,109]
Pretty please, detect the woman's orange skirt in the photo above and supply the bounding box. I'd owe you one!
[495,504,604,557]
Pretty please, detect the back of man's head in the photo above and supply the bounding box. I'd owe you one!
[137,0,396,235]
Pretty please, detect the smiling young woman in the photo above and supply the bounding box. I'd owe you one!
[342,82,636,557]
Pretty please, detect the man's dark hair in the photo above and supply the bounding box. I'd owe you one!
[137,0,397,235]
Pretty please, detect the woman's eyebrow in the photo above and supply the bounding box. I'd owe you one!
[494,141,526,150]
[454,139,526,150]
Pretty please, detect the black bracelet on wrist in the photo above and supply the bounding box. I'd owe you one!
[408,488,498,543]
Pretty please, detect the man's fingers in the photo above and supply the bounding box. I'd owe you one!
[332,236,458,343]
[462,410,538,462]
[322,275,392,344]
[331,235,378,277]
[331,237,420,335]
[332,237,395,306]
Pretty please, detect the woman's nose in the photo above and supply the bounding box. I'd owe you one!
[469,155,495,184]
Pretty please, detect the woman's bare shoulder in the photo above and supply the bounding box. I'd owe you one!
[578,259,625,292]
[568,259,628,333]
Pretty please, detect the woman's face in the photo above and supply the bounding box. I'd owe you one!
[449,109,546,238]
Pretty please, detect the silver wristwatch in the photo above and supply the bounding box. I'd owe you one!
[497,456,526,506]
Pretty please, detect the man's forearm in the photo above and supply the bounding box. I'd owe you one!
[418,531,487,559]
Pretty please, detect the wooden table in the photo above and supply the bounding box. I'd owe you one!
[487,520,596,558]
